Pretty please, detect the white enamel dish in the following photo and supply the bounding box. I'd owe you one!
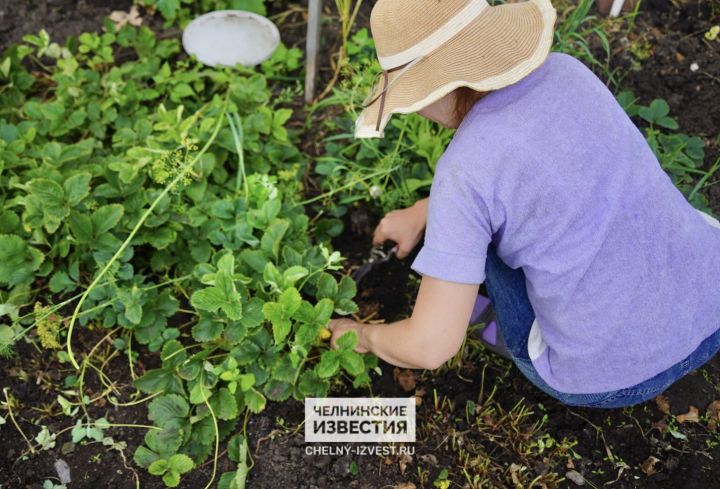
[182,10,280,67]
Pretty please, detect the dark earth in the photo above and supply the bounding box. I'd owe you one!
[2,0,720,488]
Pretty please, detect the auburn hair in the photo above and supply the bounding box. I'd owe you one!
[453,86,487,124]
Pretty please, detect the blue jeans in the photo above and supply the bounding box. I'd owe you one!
[483,244,720,408]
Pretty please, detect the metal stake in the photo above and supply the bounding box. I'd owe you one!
[305,0,323,104]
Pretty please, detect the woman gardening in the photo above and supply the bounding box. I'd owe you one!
[327,0,720,408]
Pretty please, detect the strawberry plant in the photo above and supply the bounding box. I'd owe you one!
[617,91,715,212]
[135,0,269,25]
[0,22,374,488]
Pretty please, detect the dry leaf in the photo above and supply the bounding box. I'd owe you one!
[706,400,720,430]
[641,456,660,475]
[419,454,438,466]
[677,406,699,424]
[652,419,668,432]
[655,395,670,414]
[414,387,426,406]
[395,483,416,489]
[509,463,523,486]
[108,6,143,31]
[676,51,686,62]
[565,470,585,486]
[398,452,413,474]
[393,368,416,391]
[707,400,720,418]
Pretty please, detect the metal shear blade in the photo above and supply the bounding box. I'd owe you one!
[351,245,398,283]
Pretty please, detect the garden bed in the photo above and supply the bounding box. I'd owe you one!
[1,1,719,488]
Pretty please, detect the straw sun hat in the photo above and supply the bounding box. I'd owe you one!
[355,0,557,138]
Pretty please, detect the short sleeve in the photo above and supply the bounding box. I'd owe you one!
[411,161,493,284]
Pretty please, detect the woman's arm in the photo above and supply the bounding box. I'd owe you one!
[328,275,479,370]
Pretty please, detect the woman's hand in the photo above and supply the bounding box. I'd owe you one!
[326,276,480,369]
[373,198,429,259]
[327,318,370,353]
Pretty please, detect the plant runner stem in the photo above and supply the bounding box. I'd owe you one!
[66,92,231,370]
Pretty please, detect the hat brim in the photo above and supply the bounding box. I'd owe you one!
[355,0,557,139]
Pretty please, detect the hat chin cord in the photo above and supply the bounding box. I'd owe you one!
[361,56,424,133]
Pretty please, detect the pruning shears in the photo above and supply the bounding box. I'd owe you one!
[351,244,398,284]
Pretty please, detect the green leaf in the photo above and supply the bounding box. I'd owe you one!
[231,341,262,366]
[134,446,160,468]
[316,273,338,300]
[161,340,187,369]
[28,179,65,209]
[336,330,357,350]
[171,83,194,100]
[148,459,169,476]
[263,302,290,344]
[191,287,226,313]
[335,298,359,316]
[298,370,328,397]
[68,212,93,243]
[167,453,194,474]
[135,369,181,394]
[340,350,365,376]
[191,286,243,321]
[649,99,670,118]
[271,355,296,382]
[145,419,186,457]
[227,434,247,463]
[210,388,238,420]
[244,388,266,413]
[148,394,189,425]
[92,204,124,235]
[238,373,255,391]
[283,266,308,284]
[192,316,224,342]
[316,350,340,378]
[230,0,267,15]
[156,0,181,20]
[263,379,292,401]
[294,321,322,346]
[48,271,75,294]
[0,234,44,286]
[260,220,289,257]
[263,262,282,287]
[64,173,92,206]
[337,277,356,301]
[0,325,15,347]
[293,301,317,324]
[118,287,143,325]
[217,253,235,276]
[278,287,301,314]
[656,116,679,130]
[240,249,266,274]
[163,471,181,488]
[192,255,243,320]
[239,297,264,329]
[147,227,176,250]
[189,380,214,405]
[314,298,334,324]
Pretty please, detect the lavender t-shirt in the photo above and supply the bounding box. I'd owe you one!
[411,52,720,394]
